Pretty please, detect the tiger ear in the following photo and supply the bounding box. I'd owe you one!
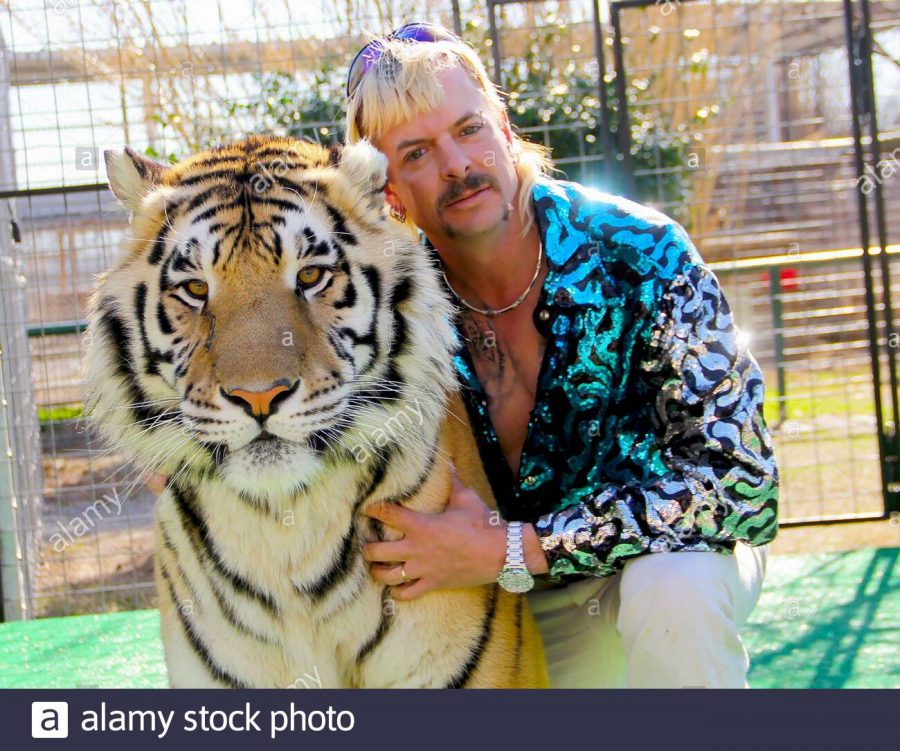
[327,141,343,167]
[334,139,388,196]
[104,146,166,213]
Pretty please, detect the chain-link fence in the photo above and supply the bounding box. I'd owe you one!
[602,0,900,514]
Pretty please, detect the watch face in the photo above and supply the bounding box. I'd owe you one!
[499,569,535,593]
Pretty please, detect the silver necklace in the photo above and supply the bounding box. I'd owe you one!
[441,239,543,317]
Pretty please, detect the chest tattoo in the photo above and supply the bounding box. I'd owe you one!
[460,313,506,384]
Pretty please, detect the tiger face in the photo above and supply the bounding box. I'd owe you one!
[85,136,457,502]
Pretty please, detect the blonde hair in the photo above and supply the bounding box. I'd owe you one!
[345,32,554,236]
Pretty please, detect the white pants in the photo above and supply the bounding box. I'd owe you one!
[525,542,768,688]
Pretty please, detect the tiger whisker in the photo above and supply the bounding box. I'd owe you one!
[76,397,183,428]
[98,431,192,490]
[164,445,209,492]
[323,413,454,466]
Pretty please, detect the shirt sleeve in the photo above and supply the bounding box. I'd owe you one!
[533,260,780,580]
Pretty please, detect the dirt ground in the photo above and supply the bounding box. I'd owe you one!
[769,517,899,556]
[34,450,158,617]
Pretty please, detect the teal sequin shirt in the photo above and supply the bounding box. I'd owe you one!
[442,178,779,582]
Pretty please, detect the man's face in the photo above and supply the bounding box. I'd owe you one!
[375,65,519,242]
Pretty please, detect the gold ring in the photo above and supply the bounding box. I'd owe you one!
[400,564,411,584]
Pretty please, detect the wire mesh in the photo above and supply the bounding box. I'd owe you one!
[604,0,899,525]
[0,0,897,619]
[0,0,472,620]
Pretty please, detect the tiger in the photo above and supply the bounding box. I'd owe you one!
[82,134,550,688]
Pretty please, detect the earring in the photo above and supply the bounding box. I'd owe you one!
[390,205,407,222]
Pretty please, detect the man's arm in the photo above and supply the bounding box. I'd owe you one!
[531,260,779,580]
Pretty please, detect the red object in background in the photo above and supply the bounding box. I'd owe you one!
[759,267,799,291]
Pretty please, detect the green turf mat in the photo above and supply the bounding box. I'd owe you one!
[743,546,898,688]
[0,609,167,688]
[1,547,896,688]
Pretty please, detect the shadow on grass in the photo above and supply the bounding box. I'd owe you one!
[747,547,898,688]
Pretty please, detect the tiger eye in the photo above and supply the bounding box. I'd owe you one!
[297,267,324,287]
[185,279,208,298]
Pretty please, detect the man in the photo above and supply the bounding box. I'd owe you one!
[344,22,778,689]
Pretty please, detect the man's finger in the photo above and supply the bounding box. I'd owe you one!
[368,562,405,585]
[448,461,464,490]
[144,471,168,494]
[361,501,415,530]
[362,539,412,564]
[390,578,431,601]
[448,476,482,507]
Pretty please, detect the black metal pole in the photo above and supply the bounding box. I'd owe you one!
[591,0,615,188]
[843,0,892,518]
[609,3,636,197]
[0,183,108,200]
[486,1,502,88]
[451,0,462,37]
[859,0,900,497]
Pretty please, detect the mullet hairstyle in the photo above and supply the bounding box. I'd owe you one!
[345,33,555,237]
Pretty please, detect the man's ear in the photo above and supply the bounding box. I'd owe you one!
[498,107,514,146]
[384,183,406,216]
[104,146,166,213]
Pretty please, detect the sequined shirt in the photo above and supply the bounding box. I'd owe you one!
[432,177,779,583]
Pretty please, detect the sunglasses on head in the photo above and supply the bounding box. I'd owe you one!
[345,22,460,98]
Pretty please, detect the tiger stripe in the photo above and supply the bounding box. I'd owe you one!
[170,481,280,618]
[446,586,499,688]
[158,562,249,688]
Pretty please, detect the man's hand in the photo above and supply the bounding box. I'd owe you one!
[138,463,551,598]
[361,465,549,600]
[142,470,168,495]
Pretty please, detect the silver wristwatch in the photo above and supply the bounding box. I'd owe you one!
[496,521,535,593]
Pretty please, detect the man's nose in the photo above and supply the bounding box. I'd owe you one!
[220,379,299,419]
[438,140,472,182]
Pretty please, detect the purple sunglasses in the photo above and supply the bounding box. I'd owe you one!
[346,22,459,98]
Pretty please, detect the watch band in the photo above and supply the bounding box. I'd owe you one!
[506,521,525,568]
[496,520,535,593]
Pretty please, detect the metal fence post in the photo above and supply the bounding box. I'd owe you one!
[843,0,898,517]
[769,267,787,426]
[0,26,43,622]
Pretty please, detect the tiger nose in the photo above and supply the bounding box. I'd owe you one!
[221,379,298,419]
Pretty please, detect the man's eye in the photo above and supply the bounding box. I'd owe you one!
[297,266,324,288]
[183,279,208,299]
[460,124,483,136]
[404,148,425,163]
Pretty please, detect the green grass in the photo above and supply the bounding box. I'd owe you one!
[38,403,83,423]
[760,366,878,428]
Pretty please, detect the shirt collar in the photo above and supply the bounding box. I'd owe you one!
[531,177,622,309]
[419,176,620,311]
